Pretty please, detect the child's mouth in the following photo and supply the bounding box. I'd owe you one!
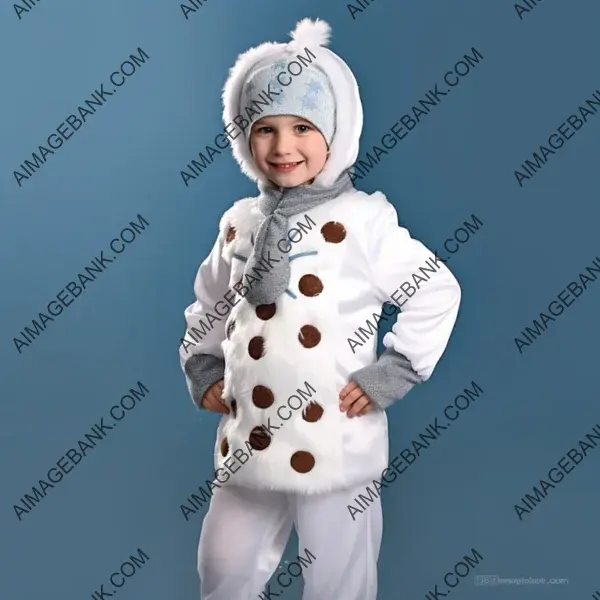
[270,161,303,173]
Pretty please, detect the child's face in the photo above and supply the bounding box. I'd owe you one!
[249,115,329,188]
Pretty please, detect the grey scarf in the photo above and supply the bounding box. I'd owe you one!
[243,170,354,306]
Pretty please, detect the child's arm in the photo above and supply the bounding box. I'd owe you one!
[350,197,461,410]
[179,227,231,410]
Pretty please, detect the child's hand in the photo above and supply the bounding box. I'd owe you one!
[201,379,230,414]
[339,381,376,418]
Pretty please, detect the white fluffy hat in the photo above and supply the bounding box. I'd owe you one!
[221,18,363,188]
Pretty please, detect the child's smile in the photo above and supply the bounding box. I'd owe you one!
[268,160,304,173]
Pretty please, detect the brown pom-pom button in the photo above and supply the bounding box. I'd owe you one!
[220,437,229,456]
[298,325,321,348]
[302,402,324,423]
[252,385,274,409]
[226,226,236,243]
[256,304,276,320]
[249,426,271,450]
[230,399,237,418]
[298,274,323,297]
[226,319,236,340]
[290,451,315,473]
[248,336,265,359]
[321,221,346,243]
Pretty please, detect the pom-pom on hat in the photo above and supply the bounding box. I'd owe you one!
[222,18,363,187]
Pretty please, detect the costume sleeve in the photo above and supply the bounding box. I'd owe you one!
[350,198,461,409]
[179,227,232,410]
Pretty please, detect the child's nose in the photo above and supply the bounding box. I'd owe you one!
[273,133,293,155]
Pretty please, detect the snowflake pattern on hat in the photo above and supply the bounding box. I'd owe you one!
[300,79,323,110]
[241,61,335,144]
[301,93,319,110]
[270,58,289,73]
[306,79,323,95]
[271,88,287,106]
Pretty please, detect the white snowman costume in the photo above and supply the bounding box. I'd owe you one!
[179,18,461,600]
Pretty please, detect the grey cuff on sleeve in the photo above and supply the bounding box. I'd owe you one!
[184,354,226,410]
[349,347,424,410]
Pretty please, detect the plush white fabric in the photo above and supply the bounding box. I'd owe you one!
[180,189,461,494]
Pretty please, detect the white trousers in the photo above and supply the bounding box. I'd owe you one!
[197,482,383,600]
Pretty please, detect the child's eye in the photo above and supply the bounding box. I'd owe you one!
[295,124,311,133]
[256,126,273,134]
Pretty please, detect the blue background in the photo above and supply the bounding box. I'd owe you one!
[1,0,599,598]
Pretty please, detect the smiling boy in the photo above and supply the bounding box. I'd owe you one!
[179,18,461,600]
